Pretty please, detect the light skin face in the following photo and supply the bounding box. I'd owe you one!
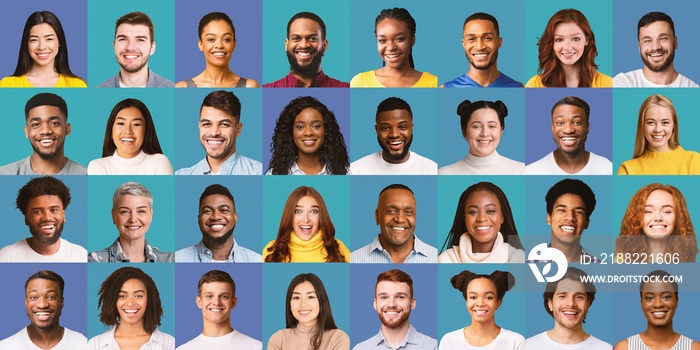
[199,106,241,160]
[199,194,237,246]
[25,106,71,161]
[376,18,415,70]
[28,23,59,68]
[198,20,235,68]
[547,193,589,247]
[290,281,319,327]
[464,190,503,253]
[643,105,674,153]
[112,195,152,242]
[465,108,502,157]
[292,196,320,241]
[463,20,501,71]
[25,279,63,330]
[117,279,147,326]
[552,22,588,67]
[639,21,677,73]
[285,18,327,77]
[293,107,325,156]
[376,109,413,164]
[643,190,675,238]
[112,107,146,159]
[25,195,65,246]
[376,189,416,249]
[548,278,590,330]
[197,281,237,325]
[114,24,155,74]
[374,281,415,329]
[641,282,677,327]
[551,104,589,156]
[466,278,501,323]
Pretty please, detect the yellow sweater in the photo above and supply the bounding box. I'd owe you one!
[617,146,700,175]
[263,231,350,262]
[525,71,612,87]
[0,74,87,87]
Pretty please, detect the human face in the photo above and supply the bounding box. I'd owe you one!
[465,108,502,157]
[464,190,503,253]
[376,109,413,164]
[198,20,235,67]
[643,105,674,153]
[552,22,588,67]
[25,105,71,161]
[639,21,676,73]
[116,279,147,326]
[28,23,59,68]
[112,195,152,242]
[197,281,237,325]
[642,190,675,238]
[114,24,155,74]
[547,194,589,247]
[25,278,63,330]
[292,196,320,241]
[290,281,319,327]
[641,282,677,327]
[285,18,326,78]
[466,278,501,323]
[376,18,415,69]
[293,107,324,156]
[25,195,65,247]
[376,189,416,249]
[374,281,414,329]
[551,104,589,156]
[548,279,590,330]
[112,107,146,159]
[199,194,237,247]
[463,20,501,71]
[199,106,241,160]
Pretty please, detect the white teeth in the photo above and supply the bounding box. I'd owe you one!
[211,224,224,229]
[389,141,403,145]
[207,140,223,145]
[650,225,666,229]
[474,310,487,314]
[390,227,406,231]
[124,55,138,59]
[650,53,663,57]
[477,140,491,144]
[121,138,134,142]
[386,54,400,58]
[37,54,50,59]
[561,137,576,141]
[561,226,575,232]
[212,52,226,57]
[476,226,491,230]
[40,139,53,144]
[474,54,487,57]
[35,312,50,315]
[297,52,311,57]
[651,135,664,140]
[123,310,138,314]
[126,226,140,229]
[562,311,578,315]
[42,224,55,229]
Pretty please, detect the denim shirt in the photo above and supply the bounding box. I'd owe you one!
[175,239,262,262]
[88,238,174,262]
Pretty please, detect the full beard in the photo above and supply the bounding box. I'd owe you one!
[378,135,413,163]
[202,227,234,247]
[378,307,410,329]
[29,220,63,246]
[287,49,323,79]
[641,49,675,73]
[32,141,64,161]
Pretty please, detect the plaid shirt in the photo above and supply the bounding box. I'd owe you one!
[263,70,349,88]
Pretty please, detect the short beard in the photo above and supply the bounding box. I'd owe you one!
[466,49,498,71]
[377,307,410,329]
[641,49,675,73]
[378,135,413,163]
[287,49,323,79]
[29,221,63,246]
[31,142,63,161]
[202,227,234,247]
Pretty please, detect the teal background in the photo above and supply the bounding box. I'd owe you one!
[87,175,176,253]
[87,0,175,86]
[262,0,350,84]
[524,0,613,81]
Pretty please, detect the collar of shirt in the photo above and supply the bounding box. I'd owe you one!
[284,70,327,87]
[371,324,420,349]
[109,238,159,262]
[99,327,165,349]
[368,235,430,262]
[289,162,329,175]
[200,151,241,175]
[195,239,237,262]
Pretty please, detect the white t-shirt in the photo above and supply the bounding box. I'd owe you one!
[524,331,612,350]
[88,328,174,350]
[0,238,86,262]
[87,150,174,175]
[439,328,524,350]
[177,330,262,350]
[613,69,699,87]
[350,151,437,175]
[525,151,612,175]
[0,327,87,350]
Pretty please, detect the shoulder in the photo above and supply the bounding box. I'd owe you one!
[438,161,464,175]
[87,157,109,175]
[62,159,88,175]
[612,338,628,350]
[0,327,28,346]
[153,247,175,262]
[676,73,699,87]
[62,75,87,87]
[409,151,438,166]
[525,75,544,87]
[525,152,555,174]
[96,74,120,88]
[62,327,88,343]
[149,71,175,87]
[262,76,288,88]
[234,244,264,262]
[415,72,438,87]
[325,329,350,347]
[592,72,612,87]
[350,71,373,87]
[88,329,114,347]
[439,328,465,346]
[0,158,28,175]
[495,72,524,87]
[584,335,613,349]
[350,152,381,173]
[146,153,174,174]
[0,76,24,87]
[441,73,470,88]
[613,70,636,87]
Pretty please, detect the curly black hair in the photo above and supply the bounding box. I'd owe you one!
[97,267,163,334]
[268,96,349,175]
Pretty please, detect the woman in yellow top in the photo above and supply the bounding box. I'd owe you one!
[350,8,437,88]
[618,94,700,175]
[525,9,611,88]
[0,11,86,88]
[264,186,350,262]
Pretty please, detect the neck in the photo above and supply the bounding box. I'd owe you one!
[379,234,414,263]
[29,153,68,175]
[115,322,148,337]
[647,236,669,256]
[116,149,140,159]
[552,148,589,174]
[548,324,588,344]
[119,237,146,262]
[467,65,500,87]
[466,319,500,338]
[643,322,676,341]
[204,236,235,261]
[203,65,235,85]
[292,69,320,88]
[119,67,150,87]
[206,151,235,174]
[381,322,410,349]
[27,64,58,78]
[378,63,415,77]
[27,323,64,349]
[561,64,581,87]
[27,238,61,256]
[202,319,234,338]
[642,65,678,85]
[550,238,583,263]
[296,152,324,175]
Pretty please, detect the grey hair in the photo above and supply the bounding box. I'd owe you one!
[112,182,153,211]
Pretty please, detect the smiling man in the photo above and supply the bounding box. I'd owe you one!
[176,184,261,262]
[176,90,262,175]
[263,12,348,88]
[614,12,697,88]
[442,13,523,88]
[524,267,611,350]
[177,270,262,350]
[0,177,86,262]
[353,269,436,350]
[526,96,612,175]
[97,12,174,88]
[0,93,86,175]
[0,270,87,350]
[350,97,437,175]
[351,184,437,263]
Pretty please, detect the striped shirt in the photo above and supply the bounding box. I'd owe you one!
[263,70,349,88]
[351,235,437,263]
[627,334,693,350]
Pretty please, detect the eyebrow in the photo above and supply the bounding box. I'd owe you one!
[292,291,317,295]
[119,289,146,293]
[296,205,319,209]
[28,116,62,122]
[468,203,496,208]
[116,116,144,122]
[555,204,585,211]
[31,205,61,211]
[468,291,495,295]
[29,33,56,38]
[118,205,149,210]
[205,32,233,36]
[646,204,673,208]
[466,32,495,36]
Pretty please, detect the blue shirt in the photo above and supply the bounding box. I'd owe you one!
[176,151,263,175]
[351,235,437,263]
[443,72,523,88]
[175,239,262,262]
[353,324,437,350]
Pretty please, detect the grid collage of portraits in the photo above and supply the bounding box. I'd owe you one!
[2,0,700,349]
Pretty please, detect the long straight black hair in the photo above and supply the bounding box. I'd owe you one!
[284,273,338,350]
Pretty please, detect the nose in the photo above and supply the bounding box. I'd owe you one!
[211,123,221,136]
[36,296,49,308]
[39,122,52,135]
[388,127,400,138]
[393,210,406,223]
[563,122,574,133]
[303,125,313,136]
[653,123,662,132]
[211,209,222,220]
[477,210,487,222]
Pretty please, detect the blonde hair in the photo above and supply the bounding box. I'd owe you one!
[633,94,679,158]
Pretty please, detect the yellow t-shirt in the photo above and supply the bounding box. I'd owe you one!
[0,74,87,88]
[525,71,612,87]
[350,70,438,87]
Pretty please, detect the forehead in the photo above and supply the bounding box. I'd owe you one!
[377,109,412,124]
[554,193,585,208]
[121,278,146,291]
[116,107,144,120]
[289,18,322,36]
[200,106,235,122]
[380,189,416,207]
[295,107,323,122]
[640,20,673,37]
[116,194,149,207]
[25,278,61,294]
[202,20,233,34]
[27,194,64,209]
[554,278,587,294]
[201,193,234,209]
[116,23,151,39]
[297,195,319,207]
[464,19,497,35]
[467,277,497,292]
[30,23,56,35]
[27,105,65,121]
[293,280,316,293]
[376,280,411,294]
[642,281,675,293]
[200,281,233,294]
[466,190,499,204]
[644,105,673,120]
[552,104,586,121]
[553,22,584,35]
[646,190,673,204]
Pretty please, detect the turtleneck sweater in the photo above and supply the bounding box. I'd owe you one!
[438,151,524,175]
[263,231,350,262]
[438,232,525,263]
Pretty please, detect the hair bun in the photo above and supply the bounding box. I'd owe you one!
[457,100,472,117]
[450,270,476,293]
[494,100,508,118]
